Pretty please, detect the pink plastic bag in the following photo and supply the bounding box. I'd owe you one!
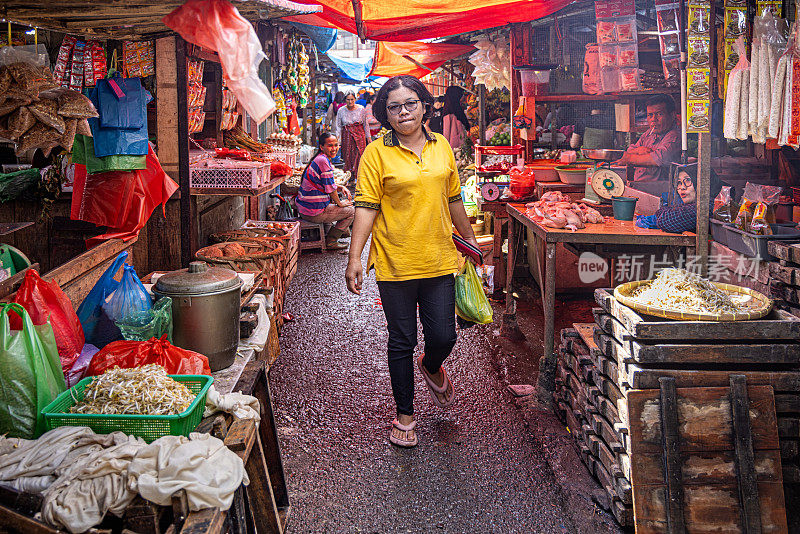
[163,0,275,123]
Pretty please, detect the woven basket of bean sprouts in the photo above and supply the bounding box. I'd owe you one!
[41,364,213,443]
[614,268,772,321]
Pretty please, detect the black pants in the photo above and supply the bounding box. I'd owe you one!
[376,274,457,416]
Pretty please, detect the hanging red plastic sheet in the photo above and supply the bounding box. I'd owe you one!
[163,0,276,123]
[369,41,475,79]
[287,0,573,41]
[72,144,179,246]
[85,336,211,376]
[10,270,85,374]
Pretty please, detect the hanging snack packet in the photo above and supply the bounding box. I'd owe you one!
[712,185,737,223]
[69,41,85,91]
[54,35,77,87]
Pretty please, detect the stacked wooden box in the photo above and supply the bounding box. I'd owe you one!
[554,324,633,528]
[767,241,800,320]
[556,287,800,531]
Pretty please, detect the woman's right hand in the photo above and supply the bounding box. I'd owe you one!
[345,258,363,295]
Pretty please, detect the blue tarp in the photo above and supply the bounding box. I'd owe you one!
[326,53,373,83]
[288,22,337,54]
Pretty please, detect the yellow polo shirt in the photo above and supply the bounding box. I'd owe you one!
[355,129,462,282]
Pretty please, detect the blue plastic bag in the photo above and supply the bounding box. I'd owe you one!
[89,84,152,157]
[97,73,146,129]
[77,252,152,348]
[102,264,152,336]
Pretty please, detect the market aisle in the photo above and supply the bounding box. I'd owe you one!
[269,248,577,533]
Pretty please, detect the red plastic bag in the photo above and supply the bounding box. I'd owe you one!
[11,270,84,373]
[85,336,211,376]
[162,0,275,123]
[84,144,179,246]
[71,166,136,228]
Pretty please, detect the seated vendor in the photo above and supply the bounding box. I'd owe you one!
[612,94,681,182]
[296,132,354,250]
[636,163,719,234]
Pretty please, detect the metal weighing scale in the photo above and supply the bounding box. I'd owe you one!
[475,144,524,202]
[580,148,626,203]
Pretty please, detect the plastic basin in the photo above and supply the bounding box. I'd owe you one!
[612,196,638,221]
[527,163,559,182]
[555,165,590,185]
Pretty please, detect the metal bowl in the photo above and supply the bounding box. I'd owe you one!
[581,148,624,161]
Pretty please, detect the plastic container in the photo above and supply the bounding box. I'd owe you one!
[527,162,559,182]
[555,165,591,185]
[723,223,800,261]
[509,168,536,199]
[612,196,638,221]
[519,68,551,96]
[41,374,213,443]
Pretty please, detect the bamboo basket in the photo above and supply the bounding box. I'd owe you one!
[614,280,773,321]
[195,239,283,289]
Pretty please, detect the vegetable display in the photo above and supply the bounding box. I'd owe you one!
[70,364,196,416]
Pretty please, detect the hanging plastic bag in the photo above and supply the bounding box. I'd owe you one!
[70,157,137,229]
[117,296,172,343]
[455,262,493,325]
[11,270,85,375]
[96,72,146,129]
[0,303,66,438]
[163,0,276,124]
[85,336,211,376]
[712,185,737,223]
[72,134,147,175]
[88,83,152,157]
[94,264,152,348]
[86,144,180,246]
[76,251,127,347]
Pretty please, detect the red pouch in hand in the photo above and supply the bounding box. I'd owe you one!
[85,335,211,376]
[453,233,483,265]
[11,270,84,373]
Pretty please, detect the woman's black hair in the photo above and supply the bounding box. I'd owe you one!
[442,86,471,130]
[675,162,722,202]
[372,75,434,130]
[301,132,338,183]
[333,91,345,104]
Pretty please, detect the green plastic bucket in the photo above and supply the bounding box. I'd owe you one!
[612,196,638,221]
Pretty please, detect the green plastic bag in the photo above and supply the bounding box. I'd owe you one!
[455,262,493,324]
[116,296,173,343]
[72,135,147,175]
[0,302,66,438]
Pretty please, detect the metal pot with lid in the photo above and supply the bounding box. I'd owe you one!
[154,261,242,372]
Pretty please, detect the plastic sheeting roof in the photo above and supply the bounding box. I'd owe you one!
[288,0,574,41]
[369,41,474,78]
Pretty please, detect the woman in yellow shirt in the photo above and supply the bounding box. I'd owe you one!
[345,75,481,448]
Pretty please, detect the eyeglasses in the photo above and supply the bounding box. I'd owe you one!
[387,100,421,115]
[676,178,693,189]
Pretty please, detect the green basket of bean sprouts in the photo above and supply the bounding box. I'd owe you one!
[41,365,213,443]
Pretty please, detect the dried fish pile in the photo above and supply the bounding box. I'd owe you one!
[70,364,195,416]
[629,268,741,315]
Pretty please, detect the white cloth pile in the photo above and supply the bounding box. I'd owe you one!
[204,385,261,422]
[0,427,248,533]
[469,37,510,91]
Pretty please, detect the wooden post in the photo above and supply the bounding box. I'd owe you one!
[310,67,318,147]
[729,375,763,533]
[696,132,711,276]
[478,83,486,145]
[175,37,193,267]
[509,23,531,148]
[659,377,687,534]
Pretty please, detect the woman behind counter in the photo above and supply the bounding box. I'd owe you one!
[636,163,719,234]
[334,91,371,176]
[345,75,481,449]
[296,132,354,250]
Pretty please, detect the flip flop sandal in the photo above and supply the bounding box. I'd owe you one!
[417,354,455,408]
[389,418,418,448]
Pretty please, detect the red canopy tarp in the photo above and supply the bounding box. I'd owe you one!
[288,0,574,41]
[369,41,474,78]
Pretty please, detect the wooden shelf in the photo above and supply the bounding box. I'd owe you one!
[190,175,286,197]
[536,89,680,103]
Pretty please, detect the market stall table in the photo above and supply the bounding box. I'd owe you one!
[504,202,697,384]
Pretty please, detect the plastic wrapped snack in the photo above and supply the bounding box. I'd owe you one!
[735,182,781,234]
[29,98,66,134]
[55,89,99,119]
[16,122,60,155]
[597,21,616,43]
[712,186,736,222]
[8,106,36,139]
[60,118,77,152]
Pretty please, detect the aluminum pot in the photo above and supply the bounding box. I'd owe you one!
[153,261,242,371]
